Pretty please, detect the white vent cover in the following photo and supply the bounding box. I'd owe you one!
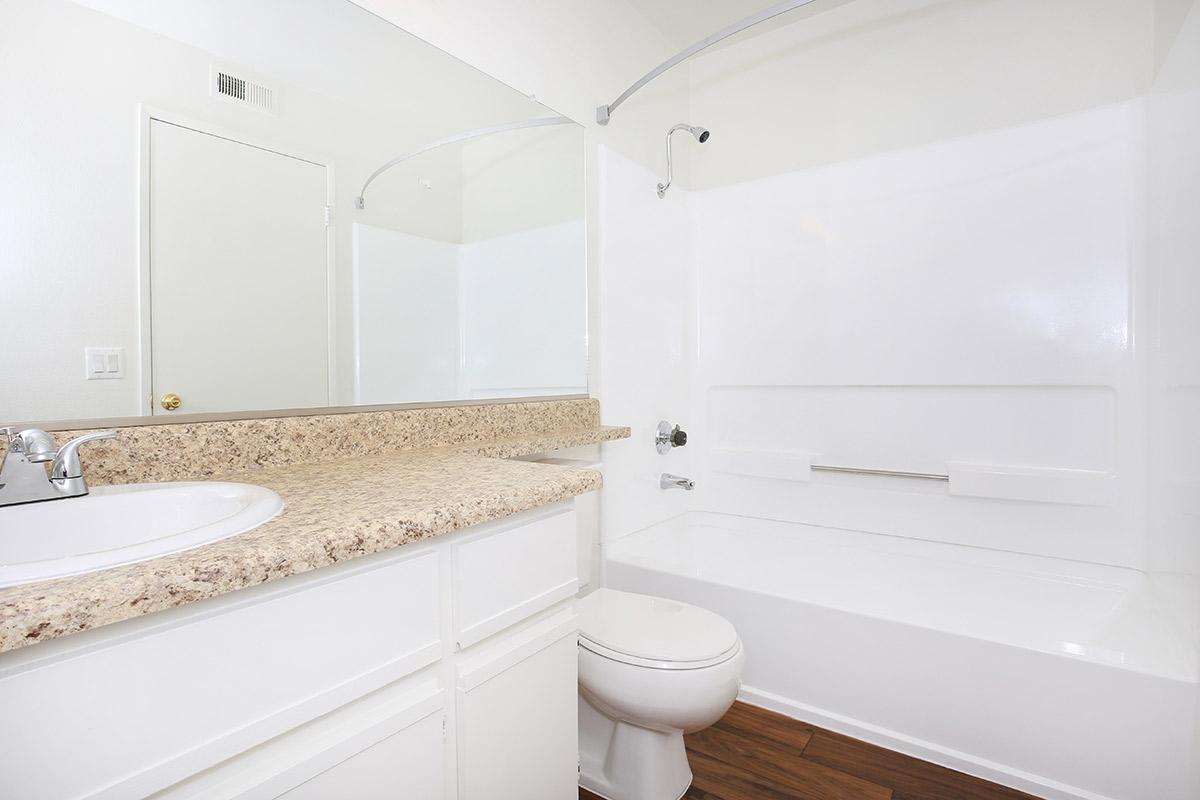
[210,66,276,114]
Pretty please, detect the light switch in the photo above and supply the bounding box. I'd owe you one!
[84,347,125,380]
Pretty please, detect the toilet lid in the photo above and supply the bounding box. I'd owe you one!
[577,589,739,668]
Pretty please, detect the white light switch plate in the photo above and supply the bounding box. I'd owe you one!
[84,347,125,380]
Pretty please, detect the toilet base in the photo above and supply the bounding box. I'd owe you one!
[579,694,693,800]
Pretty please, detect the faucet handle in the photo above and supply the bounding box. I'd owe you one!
[14,429,59,463]
[51,431,117,480]
[0,427,15,451]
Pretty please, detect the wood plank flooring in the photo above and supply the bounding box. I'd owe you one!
[579,701,1044,800]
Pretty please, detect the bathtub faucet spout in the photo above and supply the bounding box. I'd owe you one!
[660,473,695,491]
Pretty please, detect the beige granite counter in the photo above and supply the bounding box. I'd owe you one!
[0,422,629,654]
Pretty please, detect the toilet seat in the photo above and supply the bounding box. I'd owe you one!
[577,589,741,670]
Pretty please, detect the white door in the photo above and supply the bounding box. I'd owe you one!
[149,119,330,415]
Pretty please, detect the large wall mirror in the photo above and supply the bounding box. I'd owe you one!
[2,0,586,425]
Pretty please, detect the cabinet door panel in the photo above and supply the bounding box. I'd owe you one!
[457,630,578,800]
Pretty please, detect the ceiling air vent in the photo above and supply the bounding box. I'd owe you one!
[211,66,276,114]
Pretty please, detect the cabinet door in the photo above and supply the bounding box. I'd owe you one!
[278,712,444,800]
[456,614,579,800]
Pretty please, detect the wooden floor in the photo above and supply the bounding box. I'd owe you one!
[580,701,1043,800]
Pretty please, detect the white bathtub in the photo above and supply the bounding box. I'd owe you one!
[605,512,1200,800]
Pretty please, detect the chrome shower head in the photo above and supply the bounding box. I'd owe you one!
[689,126,710,143]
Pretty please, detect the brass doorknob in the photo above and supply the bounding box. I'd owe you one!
[160,393,182,411]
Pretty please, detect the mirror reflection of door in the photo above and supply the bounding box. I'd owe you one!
[148,119,330,415]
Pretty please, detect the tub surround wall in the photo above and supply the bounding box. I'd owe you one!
[1,399,629,653]
[662,0,1193,572]
[688,100,1146,567]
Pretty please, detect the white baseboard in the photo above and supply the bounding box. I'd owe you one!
[737,685,1118,800]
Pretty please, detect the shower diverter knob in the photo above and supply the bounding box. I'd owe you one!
[655,420,688,454]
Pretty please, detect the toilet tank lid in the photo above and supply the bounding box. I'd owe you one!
[577,588,739,664]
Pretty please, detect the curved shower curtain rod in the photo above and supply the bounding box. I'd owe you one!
[355,115,572,209]
[596,0,819,125]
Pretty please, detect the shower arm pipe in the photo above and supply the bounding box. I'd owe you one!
[355,115,572,209]
[596,0,820,125]
[657,123,689,198]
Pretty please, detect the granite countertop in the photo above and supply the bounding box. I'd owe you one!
[0,425,629,654]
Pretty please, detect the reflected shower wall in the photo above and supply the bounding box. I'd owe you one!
[352,219,586,403]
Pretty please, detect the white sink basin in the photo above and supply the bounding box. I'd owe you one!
[0,482,284,588]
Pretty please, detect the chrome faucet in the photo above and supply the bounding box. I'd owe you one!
[660,473,695,491]
[0,427,117,507]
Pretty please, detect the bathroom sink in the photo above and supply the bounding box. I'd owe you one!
[0,482,284,588]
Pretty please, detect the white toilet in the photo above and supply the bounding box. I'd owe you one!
[576,588,744,800]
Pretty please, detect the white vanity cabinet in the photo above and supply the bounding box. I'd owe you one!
[0,502,580,800]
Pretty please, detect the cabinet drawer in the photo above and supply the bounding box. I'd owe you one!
[153,677,445,800]
[452,504,577,649]
[278,711,444,800]
[0,547,441,800]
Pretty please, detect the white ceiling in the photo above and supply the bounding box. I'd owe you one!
[630,0,856,51]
